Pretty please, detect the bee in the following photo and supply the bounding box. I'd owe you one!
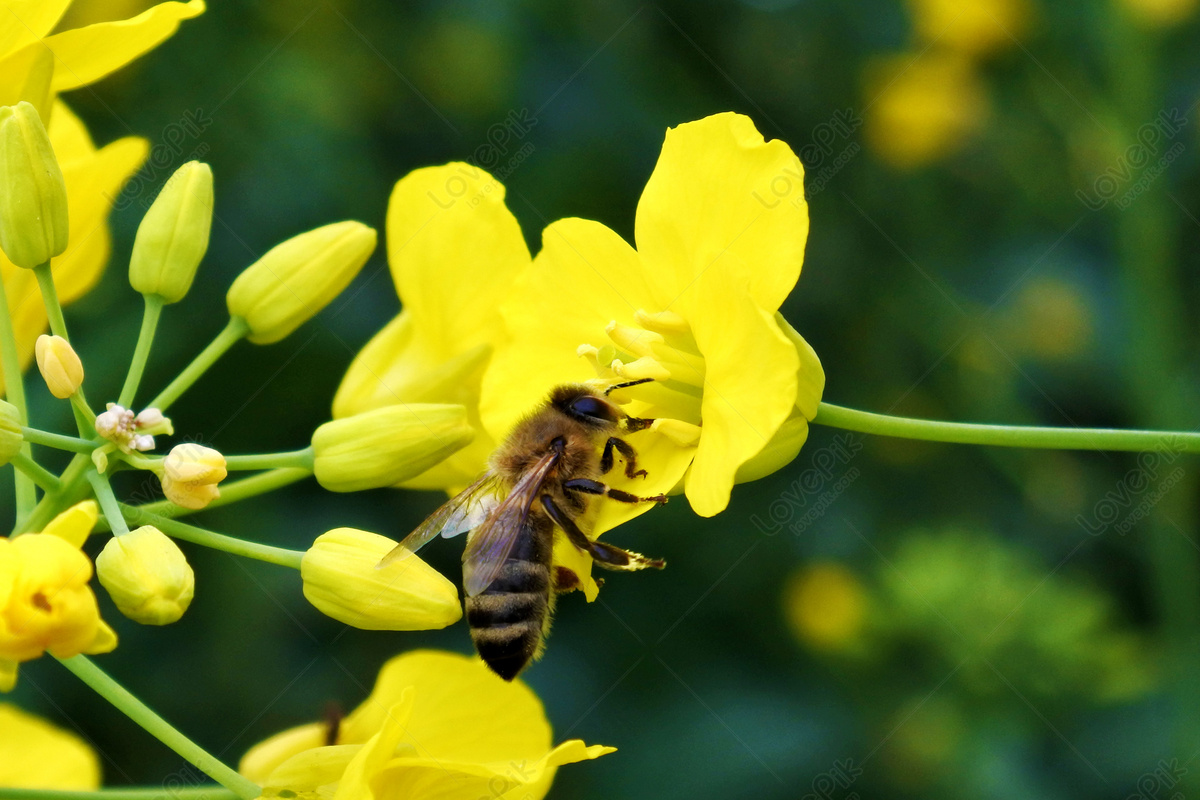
[384,379,668,680]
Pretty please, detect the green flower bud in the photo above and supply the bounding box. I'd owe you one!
[0,400,23,466]
[226,221,376,344]
[301,528,461,631]
[312,404,474,492]
[0,101,68,268]
[129,161,214,303]
[96,526,195,625]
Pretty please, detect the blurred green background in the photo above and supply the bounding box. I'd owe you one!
[8,0,1200,797]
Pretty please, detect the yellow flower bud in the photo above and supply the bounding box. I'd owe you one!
[0,102,68,268]
[161,443,227,509]
[34,335,83,399]
[312,404,475,492]
[129,161,214,303]
[227,221,376,344]
[95,526,194,626]
[301,528,462,631]
[0,400,22,467]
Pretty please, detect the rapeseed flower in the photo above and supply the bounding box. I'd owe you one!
[0,703,100,789]
[34,334,83,398]
[95,525,194,626]
[0,501,116,691]
[906,0,1030,57]
[0,0,205,393]
[160,442,226,509]
[240,650,613,800]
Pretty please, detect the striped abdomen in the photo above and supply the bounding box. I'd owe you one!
[466,513,555,681]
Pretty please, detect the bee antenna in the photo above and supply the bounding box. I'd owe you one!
[604,378,654,396]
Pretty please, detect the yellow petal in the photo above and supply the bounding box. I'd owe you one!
[335,694,415,800]
[682,264,800,516]
[635,112,809,312]
[0,703,100,789]
[259,744,361,795]
[239,722,329,784]
[47,0,206,92]
[480,217,655,440]
[342,650,551,763]
[0,0,70,55]
[385,163,529,365]
[40,499,99,548]
[0,44,54,118]
[83,619,118,655]
[45,100,93,165]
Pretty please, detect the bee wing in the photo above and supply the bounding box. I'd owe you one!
[379,472,504,568]
[462,450,560,597]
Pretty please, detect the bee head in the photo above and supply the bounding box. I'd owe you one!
[550,385,621,427]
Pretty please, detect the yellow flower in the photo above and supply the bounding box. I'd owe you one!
[240,650,614,800]
[160,442,226,509]
[95,525,194,626]
[0,501,116,690]
[1119,0,1198,25]
[0,0,205,394]
[34,333,83,398]
[301,529,462,630]
[863,51,989,169]
[784,562,868,652]
[0,703,100,789]
[333,164,532,490]
[481,113,824,522]
[906,0,1030,58]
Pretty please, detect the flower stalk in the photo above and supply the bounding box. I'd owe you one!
[55,655,261,800]
[118,504,306,569]
[148,316,249,412]
[0,270,34,518]
[118,295,165,408]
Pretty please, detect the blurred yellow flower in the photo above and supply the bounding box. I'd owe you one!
[0,703,100,789]
[1119,0,1198,26]
[784,562,868,652]
[240,650,614,800]
[0,0,205,394]
[864,52,989,169]
[906,0,1030,57]
[333,163,531,491]
[0,501,116,691]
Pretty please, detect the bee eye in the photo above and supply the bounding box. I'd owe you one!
[570,395,618,423]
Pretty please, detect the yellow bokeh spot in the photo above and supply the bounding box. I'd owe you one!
[784,562,868,651]
[907,0,1031,57]
[1119,0,1198,26]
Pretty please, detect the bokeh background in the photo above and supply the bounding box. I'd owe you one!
[7,0,1200,798]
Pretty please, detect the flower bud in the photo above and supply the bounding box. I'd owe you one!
[129,161,214,303]
[161,443,227,509]
[301,528,462,631]
[95,526,194,625]
[227,221,376,344]
[0,400,22,467]
[34,334,83,399]
[0,102,68,268]
[312,404,474,492]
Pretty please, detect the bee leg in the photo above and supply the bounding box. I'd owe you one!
[604,377,654,396]
[563,478,666,504]
[600,437,648,479]
[542,495,666,571]
[621,416,654,433]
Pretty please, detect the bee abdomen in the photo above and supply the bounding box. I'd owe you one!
[467,561,551,681]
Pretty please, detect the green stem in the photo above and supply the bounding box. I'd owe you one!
[0,270,36,519]
[21,426,94,453]
[86,470,129,536]
[147,317,248,412]
[11,451,60,491]
[56,655,261,800]
[32,262,68,341]
[118,295,164,408]
[104,468,311,526]
[119,503,306,569]
[811,402,1200,452]
[224,447,314,471]
[0,789,237,800]
[15,453,91,534]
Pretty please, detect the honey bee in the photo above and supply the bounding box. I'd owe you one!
[383,379,668,680]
